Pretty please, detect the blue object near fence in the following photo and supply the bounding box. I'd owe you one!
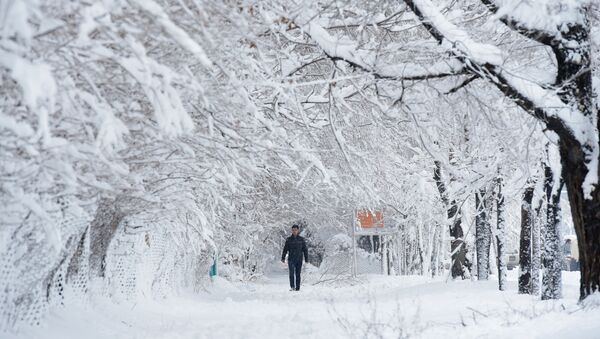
[209,256,217,278]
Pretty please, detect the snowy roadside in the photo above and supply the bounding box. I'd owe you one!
[8,271,600,339]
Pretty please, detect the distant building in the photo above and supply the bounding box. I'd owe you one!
[563,235,579,271]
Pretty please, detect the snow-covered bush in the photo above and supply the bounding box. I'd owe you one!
[326,234,353,254]
[317,234,353,276]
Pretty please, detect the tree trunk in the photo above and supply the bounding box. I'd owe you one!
[552,19,600,301]
[519,182,535,294]
[559,138,600,300]
[496,175,507,291]
[475,188,491,280]
[542,159,564,300]
[66,226,90,283]
[430,223,441,277]
[416,222,425,276]
[531,196,543,296]
[433,161,468,279]
[89,199,124,278]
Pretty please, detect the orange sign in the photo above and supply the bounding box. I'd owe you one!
[357,209,384,228]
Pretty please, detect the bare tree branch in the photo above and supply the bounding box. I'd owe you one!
[444,75,478,94]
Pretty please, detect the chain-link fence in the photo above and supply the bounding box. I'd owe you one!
[0,207,211,334]
[1,198,92,332]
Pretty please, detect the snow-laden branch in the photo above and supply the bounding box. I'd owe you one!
[404,0,588,140]
[404,0,598,198]
[403,0,504,65]
[480,0,553,45]
[480,0,586,46]
[0,50,56,146]
[131,0,212,67]
[295,16,466,80]
[322,9,407,29]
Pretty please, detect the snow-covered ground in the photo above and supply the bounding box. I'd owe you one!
[9,270,600,339]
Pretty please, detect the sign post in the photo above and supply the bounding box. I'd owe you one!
[353,208,387,275]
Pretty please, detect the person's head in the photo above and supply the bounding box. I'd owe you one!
[291,224,299,236]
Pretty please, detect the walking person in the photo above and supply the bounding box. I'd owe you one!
[281,224,308,291]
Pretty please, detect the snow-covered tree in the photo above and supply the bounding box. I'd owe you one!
[401,0,600,299]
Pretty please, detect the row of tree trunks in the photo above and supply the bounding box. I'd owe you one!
[434,158,567,296]
[437,163,562,295]
[517,154,565,299]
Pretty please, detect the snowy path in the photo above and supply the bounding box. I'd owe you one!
[12,271,600,339]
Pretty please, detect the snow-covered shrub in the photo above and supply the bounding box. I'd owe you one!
[326,234,353,254]
[581,293,600,310]
[317,234,353,276]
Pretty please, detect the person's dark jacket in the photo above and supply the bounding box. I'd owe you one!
[281,235,308,262]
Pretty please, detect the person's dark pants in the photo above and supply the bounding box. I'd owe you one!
[288,259,303,290]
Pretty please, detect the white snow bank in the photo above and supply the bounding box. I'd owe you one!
[8,271,598,339]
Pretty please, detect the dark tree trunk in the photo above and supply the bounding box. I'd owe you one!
[496,175,507,291]
[559,138,600,300]
[433,161,468,279]
[519,182,535,294]
[66,226,90,283]
[430,223,441,277]
[542,158,564,300]
[475,188,491,280]
[552,18,599,301]
[89,199,124,278]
